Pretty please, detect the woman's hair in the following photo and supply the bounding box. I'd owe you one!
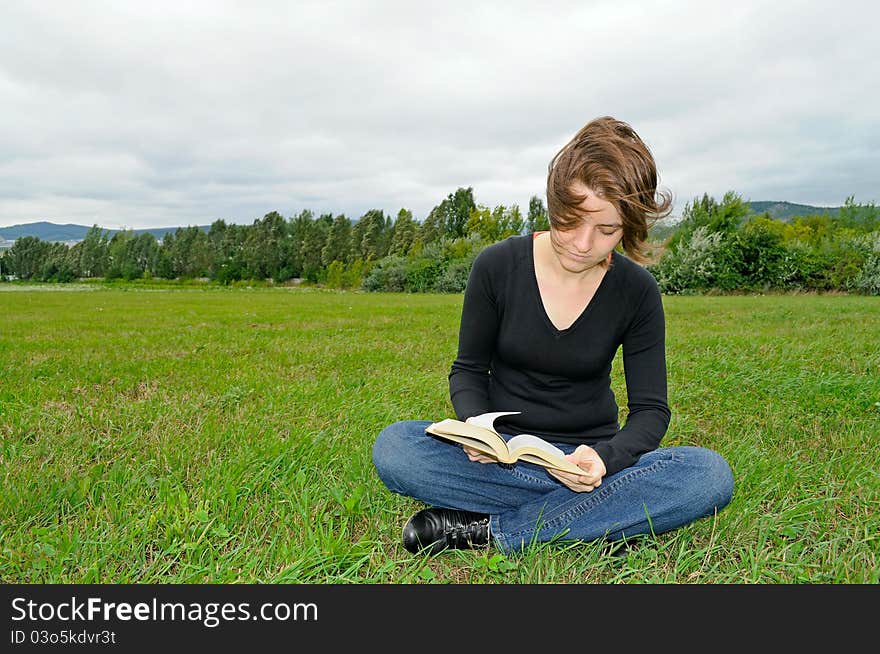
[547,116,673,262]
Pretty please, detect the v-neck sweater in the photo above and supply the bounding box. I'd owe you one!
[448,233,670,476]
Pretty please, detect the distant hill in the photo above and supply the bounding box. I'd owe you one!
[746,201,841,221]
[0,221,211,243]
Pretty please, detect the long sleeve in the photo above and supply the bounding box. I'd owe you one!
[448,248,500,420]
[590,277,670,475]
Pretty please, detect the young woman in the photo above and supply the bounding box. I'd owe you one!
[372,116,734,554]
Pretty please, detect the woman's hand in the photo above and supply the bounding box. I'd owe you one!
[548,445,607,492]
[463,445,498,464]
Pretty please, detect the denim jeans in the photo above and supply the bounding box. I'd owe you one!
[372,420,734,554]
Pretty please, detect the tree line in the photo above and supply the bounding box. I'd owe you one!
[0,188,549,291]
[2,189,878,295]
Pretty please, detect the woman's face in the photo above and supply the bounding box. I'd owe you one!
[549,181,624,275]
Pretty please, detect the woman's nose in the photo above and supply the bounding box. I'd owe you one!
[572,226,593,252]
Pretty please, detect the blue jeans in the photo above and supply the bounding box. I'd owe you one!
[372,420,734,554]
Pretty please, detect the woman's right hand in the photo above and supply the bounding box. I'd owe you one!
[463,445,497,464]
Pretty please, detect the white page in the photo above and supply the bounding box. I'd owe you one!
[465,411,521,433]
[506,434,566,458]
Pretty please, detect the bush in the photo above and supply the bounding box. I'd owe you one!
[361,239,484,293]
[404,257,443,292]
[37,260,77,283]
[650,200,880,294]
[301,263,324,284]
[323,259,364,290]
[814,236,867,290]
[734,219,788,289]
[343,258,365,289]
[434,256,475,293]
[777,241,829,290]
[325,260,345,289]
[274,265,296,283]
[649,227,730,293]
[848,233,880,294]
[362,256,408,292]
[213,261,245,285]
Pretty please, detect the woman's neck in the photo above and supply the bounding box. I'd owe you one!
[535,232,609,286]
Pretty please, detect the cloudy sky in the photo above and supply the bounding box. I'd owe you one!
[1,0,877,230]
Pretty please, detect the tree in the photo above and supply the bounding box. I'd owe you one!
[466,204,524,242]
[418,205,445,246]
[465,205,495,241]
[443,187,477,239]
[788,213,833,247]
[106,230,138,279]
[161,226,212,278]
[287,209,316,277]
[38,242,78,282]
[418,187,478,244]
[527,195,550,233]
[837,196,880,232]
[389,208,417,256]
[77,225,110,277]
[359,209,390,260]
[325,259,345,288]
[322,214,353,266]
[343,257,365,289]
[499,204,524,237]
[6,236,51,280]
[300,214,331,281]
[242,211,288,280]
[208,219,247,282]
[668,191,750,252]
[105,231,158,279]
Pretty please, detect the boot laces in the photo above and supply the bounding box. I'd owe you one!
[444,515,489,547]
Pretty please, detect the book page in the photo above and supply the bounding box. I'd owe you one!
[506,434,566,459]
[506,434,585,475]
[425,419,508,457]
[465,411,521,433]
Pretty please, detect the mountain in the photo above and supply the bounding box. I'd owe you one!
[746,201,841,221]
[0,222,92,242]
[0,221,210,243]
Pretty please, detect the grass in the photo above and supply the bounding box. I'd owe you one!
[0,286,877,583]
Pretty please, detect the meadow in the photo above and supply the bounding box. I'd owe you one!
[1,286,877,583]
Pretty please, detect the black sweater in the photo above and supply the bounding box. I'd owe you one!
[448,234,671,476]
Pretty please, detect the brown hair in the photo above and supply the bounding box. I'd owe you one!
[546,116,672,262]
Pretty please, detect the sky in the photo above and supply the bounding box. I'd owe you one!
[1,0,878,230]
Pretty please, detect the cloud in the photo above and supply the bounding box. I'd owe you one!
[1,0,878,229]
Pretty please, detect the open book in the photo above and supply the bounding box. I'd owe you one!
[425,411,585,476]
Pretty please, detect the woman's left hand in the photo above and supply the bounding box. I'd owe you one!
[548,445,607,492]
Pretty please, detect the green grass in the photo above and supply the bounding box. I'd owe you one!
[1,287,877,583]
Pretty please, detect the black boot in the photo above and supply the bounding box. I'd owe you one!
[402,507,491,555]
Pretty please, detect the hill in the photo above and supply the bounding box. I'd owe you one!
[0,221,210,243]
[746,201,841,221]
